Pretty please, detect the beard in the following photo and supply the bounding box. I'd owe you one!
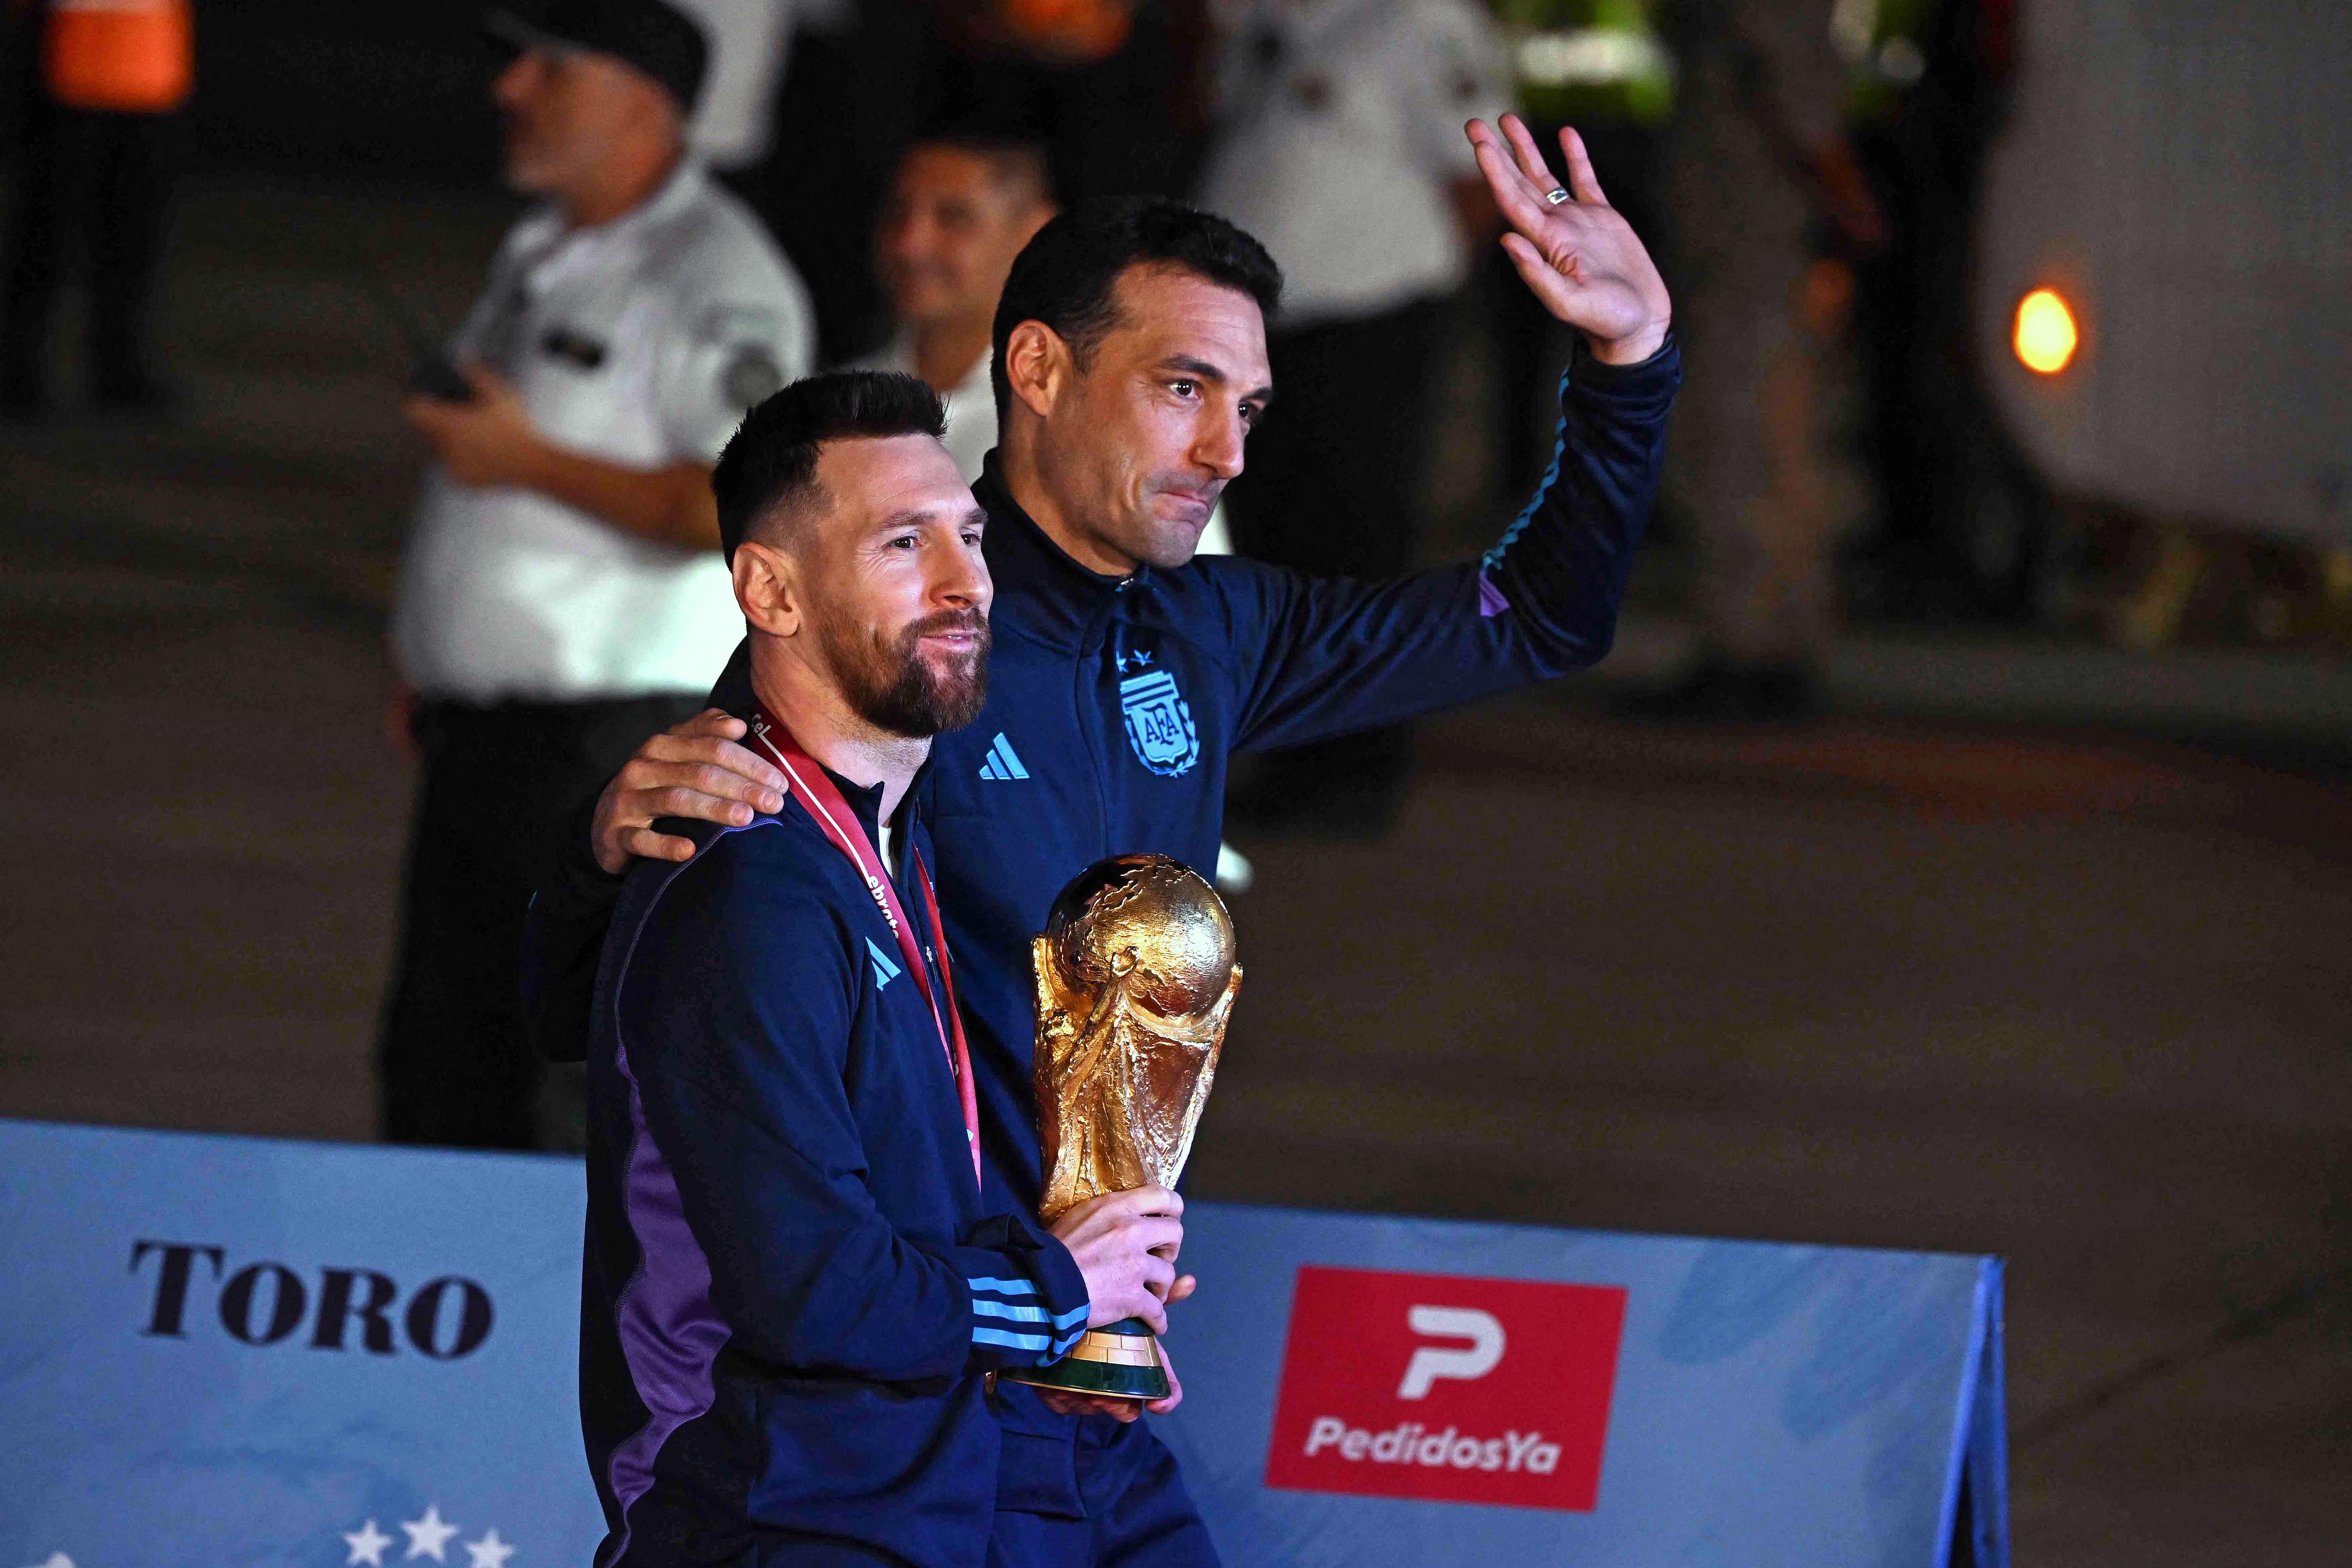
[818,605,992,738]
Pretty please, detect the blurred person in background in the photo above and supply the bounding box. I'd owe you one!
[1621,0,1883,720]
[379,0,814,1150]
[0,0,192,417]
[1197,0,1512,836]
[858,129,1059,477]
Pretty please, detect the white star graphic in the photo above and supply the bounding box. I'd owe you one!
[400,1505,460,1562]
[343,1518,394,1567]
[463,1528,516,1568]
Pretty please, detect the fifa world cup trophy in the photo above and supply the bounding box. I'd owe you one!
[1000,854,1242,1402]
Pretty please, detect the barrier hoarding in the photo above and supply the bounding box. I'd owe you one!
[0,1120,2003,1566]
[1155,1206,2007,1567]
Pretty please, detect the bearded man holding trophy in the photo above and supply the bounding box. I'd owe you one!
[556,110,1675,1568]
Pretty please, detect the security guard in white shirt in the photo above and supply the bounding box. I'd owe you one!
[381,0,814,1149]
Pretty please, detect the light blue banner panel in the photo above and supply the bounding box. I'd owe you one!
[1156,1207,2006,1568]
[0,1120,605,1568]
[0,1121,2004,1568]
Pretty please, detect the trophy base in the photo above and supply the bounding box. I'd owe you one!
[998,1317,1170,1402]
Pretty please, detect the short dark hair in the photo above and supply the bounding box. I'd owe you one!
[989,197,1283,416]
[713,371,947,561]
[906,126,1055,207]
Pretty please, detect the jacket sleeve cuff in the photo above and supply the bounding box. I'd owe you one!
[954,1212,1091,1371]
[1564,329,1682,399]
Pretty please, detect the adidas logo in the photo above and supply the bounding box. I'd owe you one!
[866,937,902,990]
[977,732,1030,782]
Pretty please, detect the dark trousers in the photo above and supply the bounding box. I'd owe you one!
[985,1418,1219,1567]
[0,81,175,401]
[1223,297,1447,818]
[378,693,703,1150]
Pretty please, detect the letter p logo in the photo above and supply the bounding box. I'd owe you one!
[1396,1304,1505,1399]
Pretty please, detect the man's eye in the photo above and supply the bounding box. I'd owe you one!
[889,534,920,550]
[1169,379,1198,398]
[1240,403,1261,427]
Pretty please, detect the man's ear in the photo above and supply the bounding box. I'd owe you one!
[1003,320,1070,420]
[732,539,802,638]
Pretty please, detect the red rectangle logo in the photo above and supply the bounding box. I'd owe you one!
[1263,1265,1628,1512]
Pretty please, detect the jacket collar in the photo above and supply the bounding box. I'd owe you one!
[703,643,932,861]
[973,452,1146,650]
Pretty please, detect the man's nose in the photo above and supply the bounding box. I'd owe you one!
[931,549,991,613]
[1193,407,1247,482]
[878,214,921,265]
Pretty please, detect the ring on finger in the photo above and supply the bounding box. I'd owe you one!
[1544,187,1573,206]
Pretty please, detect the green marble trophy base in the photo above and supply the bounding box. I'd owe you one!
[999,1317,1170,1402]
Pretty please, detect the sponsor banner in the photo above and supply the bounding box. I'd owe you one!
[0,1119,606,1568]
[1155,1207,2006,1568]
[1264,1267,1628,1510]
[0,1121,2004,1568]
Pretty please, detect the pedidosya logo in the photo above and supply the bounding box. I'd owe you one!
[1264,1266,1628,1511]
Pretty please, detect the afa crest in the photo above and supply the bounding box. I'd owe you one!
[1119,668,1199,777]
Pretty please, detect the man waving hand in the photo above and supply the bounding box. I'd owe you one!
[543,116,1676,1565]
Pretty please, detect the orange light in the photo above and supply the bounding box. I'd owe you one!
[2014,287,2078,374]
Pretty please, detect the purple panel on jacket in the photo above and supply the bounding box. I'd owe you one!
[601,857,736,1564]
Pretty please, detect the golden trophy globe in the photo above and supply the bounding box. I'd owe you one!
[1001,854,1242,1402]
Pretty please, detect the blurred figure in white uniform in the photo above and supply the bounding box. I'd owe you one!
[381,0,814,1149]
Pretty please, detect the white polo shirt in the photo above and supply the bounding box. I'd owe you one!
[1195,0,1512,328]
[392,160,814,703]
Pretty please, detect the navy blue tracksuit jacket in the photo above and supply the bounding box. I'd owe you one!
[540,339,1681,1552]
[583,766,1092,1566]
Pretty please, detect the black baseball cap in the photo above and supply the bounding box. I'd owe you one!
[485,0,710,114]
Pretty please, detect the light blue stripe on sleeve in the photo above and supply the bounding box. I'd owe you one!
[967,1276,1039,1298]
[1048,1302,1087,1330]
[975,1299,1051,1324]
[973,1325,1052,1353]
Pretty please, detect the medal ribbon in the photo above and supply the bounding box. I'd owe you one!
[745,705,982,1189]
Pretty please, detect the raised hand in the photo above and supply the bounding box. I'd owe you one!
[1467,114,1671,365]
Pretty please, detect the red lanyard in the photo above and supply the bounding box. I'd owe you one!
[745,705,982,1189]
